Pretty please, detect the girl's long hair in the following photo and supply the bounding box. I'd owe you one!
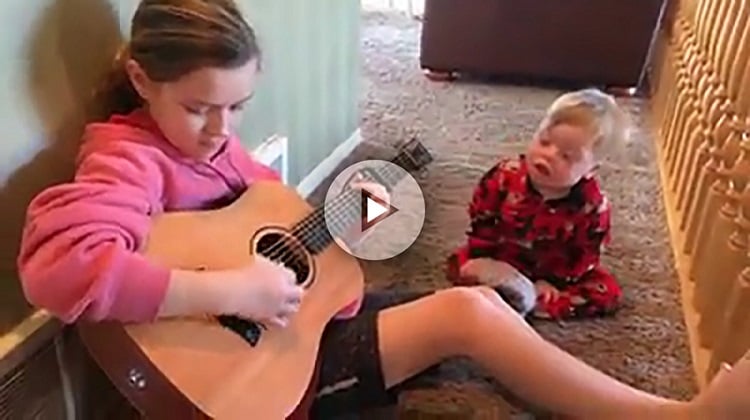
[90,0,261,121]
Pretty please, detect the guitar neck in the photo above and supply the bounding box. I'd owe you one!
[292,153,415,254]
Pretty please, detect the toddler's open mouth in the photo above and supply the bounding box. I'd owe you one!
[533,162,551,177]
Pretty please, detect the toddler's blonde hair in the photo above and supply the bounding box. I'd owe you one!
[538,88,631,159]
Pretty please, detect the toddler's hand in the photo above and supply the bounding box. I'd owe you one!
[535,280,560,304]
[222,256,304,328]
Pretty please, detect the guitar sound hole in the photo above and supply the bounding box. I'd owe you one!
[253,230,312,286]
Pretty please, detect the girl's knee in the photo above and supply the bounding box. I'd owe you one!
[425,286,532,358]
[425,287,491,346]
[473,285,500,300]
[437,286,496,309]
[432,286,515,336]
[471,285,517,311]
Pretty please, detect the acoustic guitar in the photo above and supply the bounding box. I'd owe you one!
[76,138,433,419]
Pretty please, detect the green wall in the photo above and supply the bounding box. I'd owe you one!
[237,0,361,184]
[0,0,360,333]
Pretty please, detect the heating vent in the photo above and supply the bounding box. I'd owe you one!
[0,339,65,420]
[252,134,289,184]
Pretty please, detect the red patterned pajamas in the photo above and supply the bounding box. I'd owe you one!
[447,155,622,320]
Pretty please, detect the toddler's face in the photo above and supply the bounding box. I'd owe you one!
[526,122,597,190]
[130,58,260,161]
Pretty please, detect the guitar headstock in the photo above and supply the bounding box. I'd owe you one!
[395,137,433,173]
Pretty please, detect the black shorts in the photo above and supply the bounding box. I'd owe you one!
[309,290,433,419]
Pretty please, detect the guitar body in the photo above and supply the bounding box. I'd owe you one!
[79,181,364,420]
[76,138,433,420]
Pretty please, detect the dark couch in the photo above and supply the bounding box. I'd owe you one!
[419,0,666,88]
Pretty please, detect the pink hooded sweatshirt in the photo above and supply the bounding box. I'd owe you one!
[17,109,359,323]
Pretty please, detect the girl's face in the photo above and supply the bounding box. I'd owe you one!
[526,122,597,190]
[127,58,259,161]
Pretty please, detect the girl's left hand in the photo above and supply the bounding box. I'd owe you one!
[351,181,390,206]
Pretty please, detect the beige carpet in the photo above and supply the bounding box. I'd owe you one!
[308,10,698,418]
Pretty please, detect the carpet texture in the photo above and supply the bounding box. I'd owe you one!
[309,10,697,418]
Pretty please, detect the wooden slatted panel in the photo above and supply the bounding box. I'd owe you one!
[0,338,65,420]
[649,0,750,388]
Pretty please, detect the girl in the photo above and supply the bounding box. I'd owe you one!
[448,88,625,320]
[16,1,750,419]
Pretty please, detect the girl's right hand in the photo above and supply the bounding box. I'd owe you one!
[222,256,304,328]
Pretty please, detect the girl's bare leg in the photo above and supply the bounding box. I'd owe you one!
[375,286,692,419]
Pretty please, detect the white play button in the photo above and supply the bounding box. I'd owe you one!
[361,189,398,232]
[324,159,426,261]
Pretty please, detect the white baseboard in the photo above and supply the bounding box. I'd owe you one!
[296,128,363,198]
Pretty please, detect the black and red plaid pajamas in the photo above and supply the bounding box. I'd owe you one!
[447,155,622,320]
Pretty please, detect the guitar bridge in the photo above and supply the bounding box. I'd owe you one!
[217,315,266,347]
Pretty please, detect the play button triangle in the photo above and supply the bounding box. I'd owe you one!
[361,189,398,232]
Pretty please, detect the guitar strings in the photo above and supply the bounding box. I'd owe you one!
[296,155,407,244]
[262,157,406,263]
[259,187,357,264]
[285,155,407,244]
[260,154,412,265]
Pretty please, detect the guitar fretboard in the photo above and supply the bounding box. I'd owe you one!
[292,154,411,254]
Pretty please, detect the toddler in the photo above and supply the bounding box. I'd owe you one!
[448,88,626,320]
